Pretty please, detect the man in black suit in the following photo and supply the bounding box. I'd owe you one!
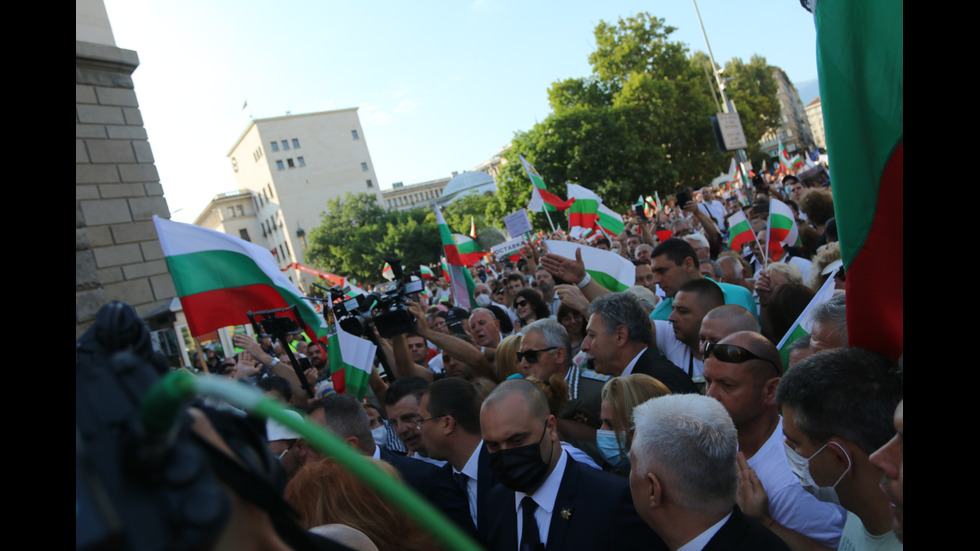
[629,394,788,551]
[307,394,475,538]
[481,379,665,551]
[583,292,698,395]
[417,377,496,543]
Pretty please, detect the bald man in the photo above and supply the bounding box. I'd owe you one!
[704,332,846,548]
[481,379,664,551]
[697,305,759,353]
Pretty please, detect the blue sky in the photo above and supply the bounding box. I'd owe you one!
[101,0,818,223]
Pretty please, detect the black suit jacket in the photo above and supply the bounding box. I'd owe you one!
[632,348,700,395]
[439,443,497,545]
[702,507,791,551]
[486,455,667,551]
[378,447,476,540]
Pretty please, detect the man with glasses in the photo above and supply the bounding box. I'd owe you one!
[703,332,846,549]
[417,377,496,543]
[519,319,607,431]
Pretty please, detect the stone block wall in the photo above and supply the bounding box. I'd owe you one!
[76,40,174,340]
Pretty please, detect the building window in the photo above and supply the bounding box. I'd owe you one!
[227,207,236,218]
[237,205,244,216]
[361,162,368,171]
[292,138,300,148]
[351,130,359,140]
[297,156,306,167]
[239,229,251,242]
[267,184,274,198]
[287,158,295,168]
[366,179,373,188]
[282,140,290,150]
[270,142,279,152]
[276,160,284,170]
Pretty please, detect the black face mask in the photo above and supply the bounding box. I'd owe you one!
[488,423,553,494]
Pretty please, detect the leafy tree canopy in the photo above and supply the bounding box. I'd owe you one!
[491,12,781,230]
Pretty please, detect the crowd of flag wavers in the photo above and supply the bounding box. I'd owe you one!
[173,152,901,551]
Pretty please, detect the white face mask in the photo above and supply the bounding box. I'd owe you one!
[371,425,387,447]
[475,294,492,307]
[790,440,851,504]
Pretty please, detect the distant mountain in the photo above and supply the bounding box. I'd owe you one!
[796,78,820,105]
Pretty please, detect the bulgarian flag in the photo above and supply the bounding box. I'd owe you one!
[327,324,377,400]
[440,259,451,282]
[435,206,478,307]
[153,216,327,339]
[451,234,486,266]
[727,211,755,252]
[544,240,634,292]
[815,0,902,360]
[567,183,602,238]
[469,216,477,239]
[420,265,435,279]
[779,139,802,172]
[596,203,625,237]
[767,198,801,261]
[382,262,395,281]
[521,155,575,212]
[776,264,840,367]
[644,196,655,219]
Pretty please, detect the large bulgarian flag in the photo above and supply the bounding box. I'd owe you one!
[153,216,327,339]
[435,206,477,308]
[521,155,575,212]
[727,211,755,252]
[815,0,902,360]
[595,203,625,237]
[451,234,486,266]
[327,324,377,399]
[767,198,801,261]
[544,240,634,292]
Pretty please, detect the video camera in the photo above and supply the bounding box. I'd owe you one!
[323,257,423,339]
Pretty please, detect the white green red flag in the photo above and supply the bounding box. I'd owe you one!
[153,216,327,339]
[766,198,801,261]
[778,139,802,173]
[727,211,755,252]
[545,240,634,292]
[447,264,477,309]
[644,196,655,219]
[776,265,840,367]
[596,203,625,237]
[420,265,435,279]
[451,234,486,266]
[469,216,477,239]
[382,262,395,281]
[566,183,603,238]
[815,0,902,359]
[327,324,376,400]
[520,155,575,212]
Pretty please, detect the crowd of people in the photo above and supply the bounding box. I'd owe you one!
[200,172,903,551]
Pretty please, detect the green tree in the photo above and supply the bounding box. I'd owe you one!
[305,193,441,284]
[491,12,781,223]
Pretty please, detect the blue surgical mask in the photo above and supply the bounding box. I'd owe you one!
[596,429,627,467]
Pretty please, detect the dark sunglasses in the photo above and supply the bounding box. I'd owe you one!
[514,300,529,308]
[516,347,558,364]
[703,343,781,375]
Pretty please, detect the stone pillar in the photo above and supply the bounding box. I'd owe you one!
[76,40,175,340]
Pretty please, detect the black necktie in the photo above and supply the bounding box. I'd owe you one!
[453,471,469,495]
[521,496,543,551]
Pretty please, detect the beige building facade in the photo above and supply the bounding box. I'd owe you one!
[760,68,815,157]
[382,177,450,211]
[224,109,384,290]
[805,97,826,150]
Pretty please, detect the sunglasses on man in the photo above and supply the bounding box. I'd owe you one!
[516,347,558,364]
[702,342,781,375]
